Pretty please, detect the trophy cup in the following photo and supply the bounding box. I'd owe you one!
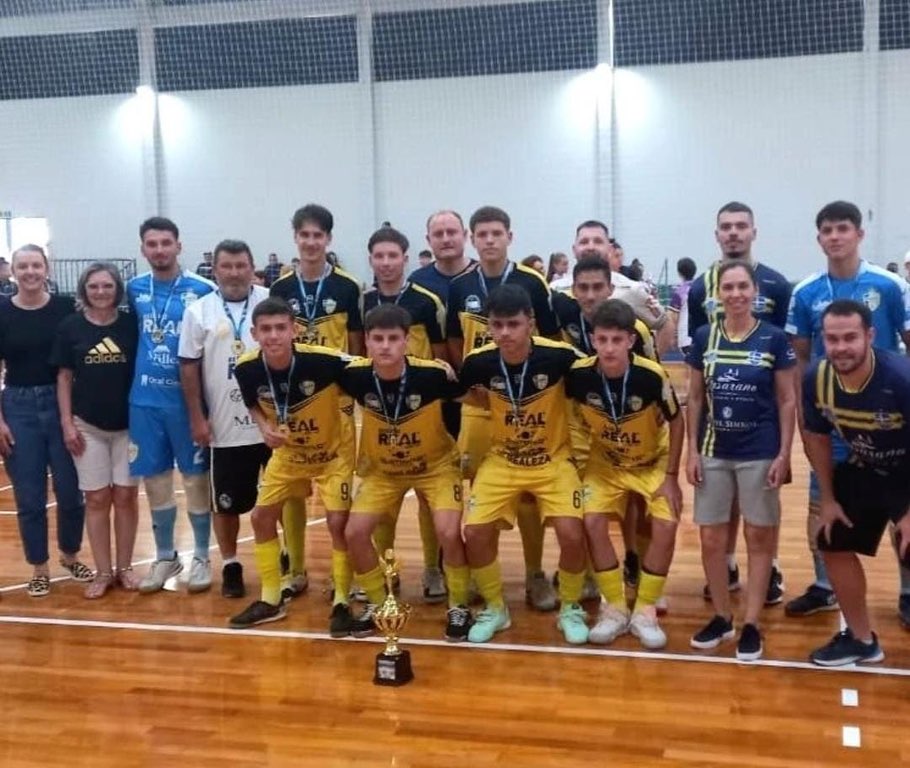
[373,549,414,686]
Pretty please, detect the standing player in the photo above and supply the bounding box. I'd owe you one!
[228,298,360,633]
[128,217,215,594]
[179,239,270,598]
[447,206,561,612]
[786,201,910,623]
[803,300,910,665]
[459,284,589,643]
[566,300,683,648]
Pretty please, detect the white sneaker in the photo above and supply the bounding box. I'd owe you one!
[588,602,629,644]
[187,557,212,593]
[581,573,600,602]
[422,566,448,604]
[525,571,558,612]
[139,557,183,594]
[630,607,667,649]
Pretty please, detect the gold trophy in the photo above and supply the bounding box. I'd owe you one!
[373,549,414,686]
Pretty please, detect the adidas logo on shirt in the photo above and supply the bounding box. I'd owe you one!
[84,338,127,365]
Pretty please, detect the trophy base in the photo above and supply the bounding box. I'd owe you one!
[373,650,414,686]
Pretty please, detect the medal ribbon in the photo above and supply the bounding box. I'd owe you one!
[600,367,630,424]
[219,288,251,345]
[150,272,182,338]
[372,365,408,430]
[263,353,296,428]
[296,262,332,329]
[498,354,528,423]
[477,261,514,298]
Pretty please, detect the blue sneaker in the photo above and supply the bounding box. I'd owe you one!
[557,603,589,644]
[810,629,884,667]
[467,605,511,643]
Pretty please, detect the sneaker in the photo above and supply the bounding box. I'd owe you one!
[765,567,784,606]
[350,603,377,638]
[525,571,558,612]
[655,595,669,616]
[581,573,600,602]
[899,593,910,628]
[736,623,763,661]
[810,629,884,667]
[445,605,473,642]
[784,585,839,617]
[350,575,398,603]
[623,551,640,588]
[187,557,212,593]
[279,550,290,575]
[60,559,94,582]
[139,557,183,594]
[630,606,667,649]
[229,600,286,629]
[221,562,246,598]
[27,574,50,598]
[468,605,512,643]
[329,603,352,638]
[690,614,735,650]
[703,564,741,600]
[281,571,309,603]
[557,603,590,644]
[422,567,448,604]
[588,602,629,644]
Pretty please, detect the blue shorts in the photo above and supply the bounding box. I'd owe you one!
[128,404,209,477]
[808,433,849,505]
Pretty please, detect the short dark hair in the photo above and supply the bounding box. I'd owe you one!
[717,201,753,221]
[575,220,609,238]
[291,203,333,234]
[573,255,611,283]
[815,200,862,230]
[676,257,697,281]
[365,303,412,334]
[590,299,636,334]
[77,262,125,308]
[822,298,872,330]
[469,205,510,232]
[522,254,543,269]
[140,216,179,241]
[368,226,409,254]
[213,239,254,267]
[418,249,432,260]
[252,297,296,325]
[717,259,756,286]
[485,283,532,318]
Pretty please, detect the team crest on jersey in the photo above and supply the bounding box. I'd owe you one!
[722,406,733,419]
[288,298,301,314]
[218,493,232,510]
[566,324,582,341]
[704,350,718,364]
[748,351,764,366]
[300,380,315,397]
[628,395,643,412]
[257,385,271,399]
[874,410,897,429]
[323,298,337,314]
[490,376,506,391]
[585,392,604,408]
[862,288,881,312]
[532,374,548,390]
[229,388,243,403]
[180,290,200,307]
[407,394,422,410]
[364,392,382,410]
[465,295,482,312]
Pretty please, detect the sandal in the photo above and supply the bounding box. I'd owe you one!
[116,567,141,591]
[60,559,94,582]
[85,572,114,600]
[27,574,50,598]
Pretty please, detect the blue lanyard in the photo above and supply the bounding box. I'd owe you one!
[498,353,528,421]
[150,272,181,336]
[477,261,514,298]
[263,353,296,427]
[296,263,331,325]
[372,365,408,428]
[219,289,251,342]
[600,367,629,423]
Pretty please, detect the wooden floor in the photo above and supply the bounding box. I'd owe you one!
[0,368,907,767]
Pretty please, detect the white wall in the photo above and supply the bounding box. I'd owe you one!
[878,49,910,264]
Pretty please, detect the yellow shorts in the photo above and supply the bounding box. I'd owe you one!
[467,453,583,528]
[458,405,491,480]
[569,418,591,475]
[257,449,353,510]
[584,460,673,522]
[351,461,463,517]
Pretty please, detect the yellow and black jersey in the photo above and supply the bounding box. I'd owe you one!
[446,261,559,358]
[270,265,362,351]
[565,353,679,469]
[234,343,352,467]
[362,282,445,359]
[459,337,583,467]
[340,356,465,477]
[552,289,658,361]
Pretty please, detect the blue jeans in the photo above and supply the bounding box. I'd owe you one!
[2,385,85,565]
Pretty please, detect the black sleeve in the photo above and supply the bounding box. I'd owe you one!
[687,277,708,336]
[530,282,559,337]
[234,361,260,409]
[49,316,76,370]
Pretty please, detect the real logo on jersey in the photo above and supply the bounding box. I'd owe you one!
[407,394,421,410]
[322,298,337,314]
[862,288,881,312]
[628,395,643,412]
[465,295,482,312]
[532,374,548,390]
[300,380,315,397]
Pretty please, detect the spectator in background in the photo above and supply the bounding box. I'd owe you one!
[196,252,214,281]
[327,251,340,268]
[886,262,899,275]
[0,257,16,296]
[669,257,697,354]
[904,251,910,283]
[417,249,433,268]
[264,253,282,287]
[522,254,545,275]
[252,269,267,287]
[547,252,569,285]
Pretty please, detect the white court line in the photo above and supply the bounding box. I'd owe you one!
[841,688,859,707]
[842,725,861,748]
[0,515,326,594]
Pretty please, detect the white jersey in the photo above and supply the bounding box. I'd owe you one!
[178,285,269,447]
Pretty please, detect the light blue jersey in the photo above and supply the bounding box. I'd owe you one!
[128,270,215,408]
[786,260,910,358]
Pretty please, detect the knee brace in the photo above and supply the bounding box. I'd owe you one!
[182,471,212,512]
[144,471,175,510]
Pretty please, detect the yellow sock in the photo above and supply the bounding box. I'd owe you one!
[634,570,667,613]
[354,564,386,605]
[331,549,353,606]
[373,514,396,557]
[444,563,470,607]
[516,498,544,575]
[254,538,282,606]
[281,498,307,574]
[472,560,504,609]
[417,498,440,569]
[557,568,585,605]
[594,567,626,610]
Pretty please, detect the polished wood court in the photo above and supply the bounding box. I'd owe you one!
[0,368,907,767]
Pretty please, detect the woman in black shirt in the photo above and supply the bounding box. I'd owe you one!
[0,245,88,597]
[52,263,139,598]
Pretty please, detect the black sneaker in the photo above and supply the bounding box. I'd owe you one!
[736,623,763,661]
[784,585,839,617]
[810,629,884,667]
[764,567,784,606]
[350,603,377,638]
[229,600,286,629]
[279,550,290,576]
[898,594,910,628]
[329,603,352,638]
[623,551,640,588]
[445,605,473,642]
[703,564,741,600]
[221,562,246,599]
[690,614,735,650]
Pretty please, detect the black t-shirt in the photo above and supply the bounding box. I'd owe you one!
[0,295,75,386]
[49,311,138,431]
